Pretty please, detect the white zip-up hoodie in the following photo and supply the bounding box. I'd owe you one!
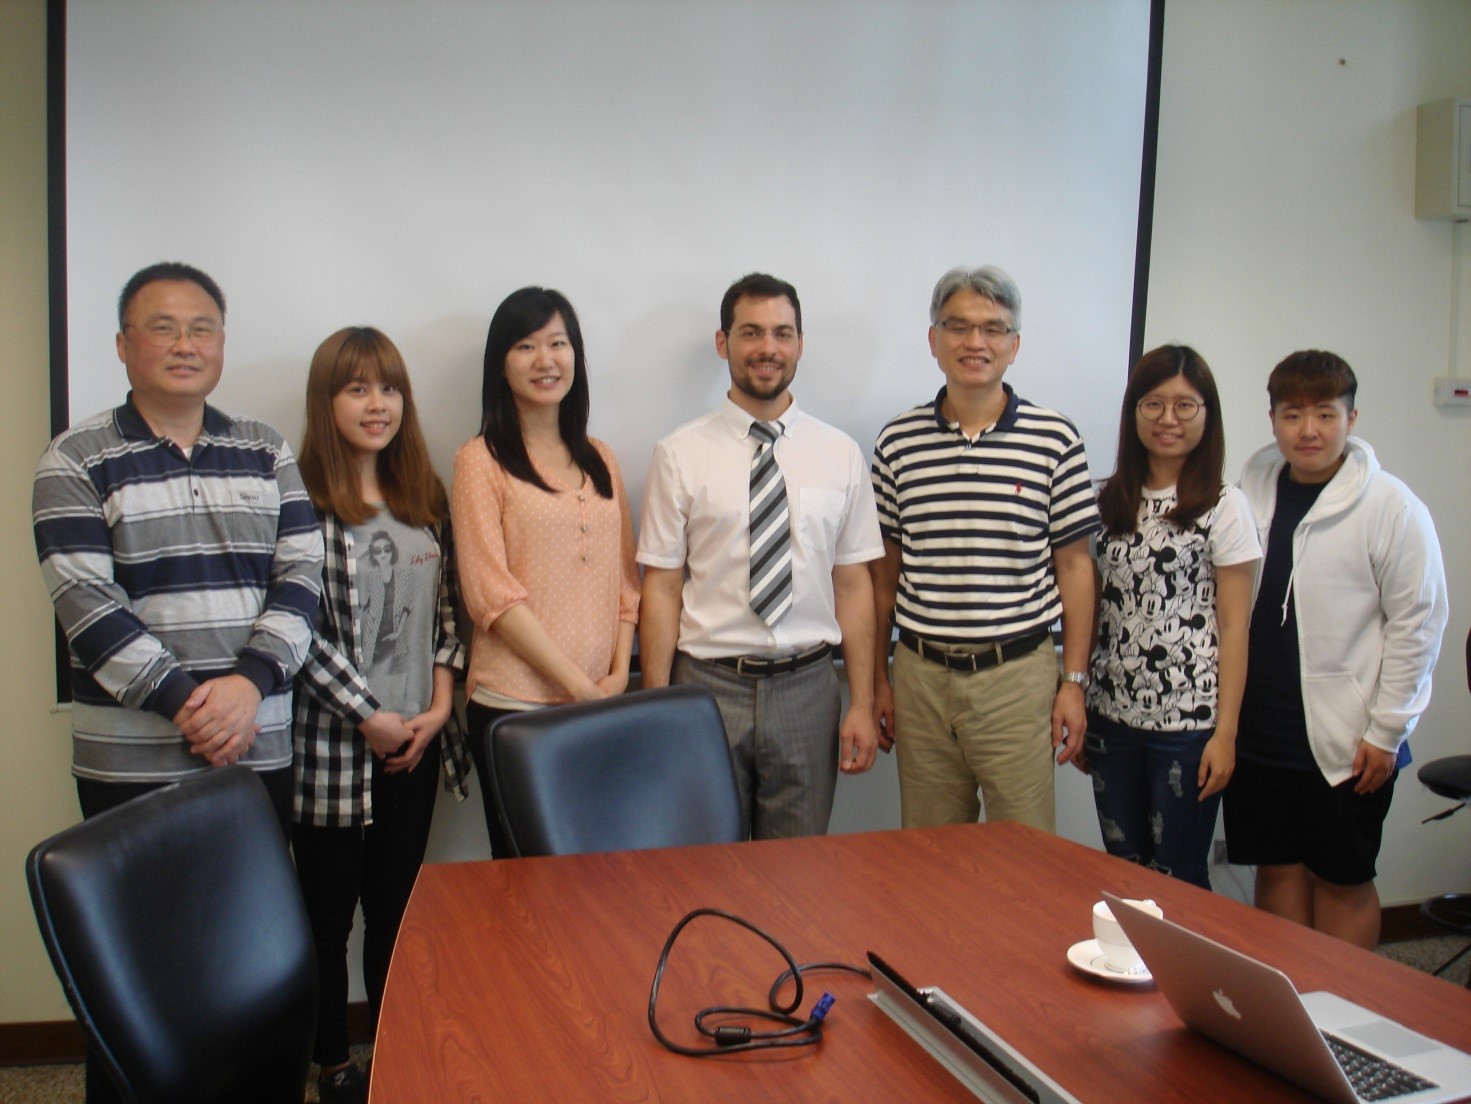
[1239,437,1447,786]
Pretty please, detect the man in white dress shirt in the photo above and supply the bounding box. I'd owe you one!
[638,273,883,838]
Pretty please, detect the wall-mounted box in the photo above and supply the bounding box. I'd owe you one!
[1433,378,1471,407]
[1415,98,1471,220]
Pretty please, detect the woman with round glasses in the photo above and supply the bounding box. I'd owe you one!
[1084,345,1260,888]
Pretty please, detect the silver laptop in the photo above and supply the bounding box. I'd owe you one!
[1103,892,1471,1104]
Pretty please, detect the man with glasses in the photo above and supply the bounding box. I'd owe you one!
[639,272,883,839]
[870,265,1099,833]
[1226,350,1446,948]
[33,262,323,834]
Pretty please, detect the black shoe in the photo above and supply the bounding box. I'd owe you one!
[318,1062,367,1104]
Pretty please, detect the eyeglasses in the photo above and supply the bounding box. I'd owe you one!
[125,320,223,347]
[936,318,1016,342]
[1137,397,1205,422]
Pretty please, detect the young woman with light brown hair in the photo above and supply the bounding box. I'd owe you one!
[292,326,470,1103]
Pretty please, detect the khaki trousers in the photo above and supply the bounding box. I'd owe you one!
[892,637,1059,832]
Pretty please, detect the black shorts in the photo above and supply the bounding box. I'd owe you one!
[1222,757,1396,885]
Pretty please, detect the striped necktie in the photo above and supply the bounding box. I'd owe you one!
[748,420,793,626]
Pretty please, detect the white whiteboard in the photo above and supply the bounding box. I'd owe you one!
[64,0,1152,501]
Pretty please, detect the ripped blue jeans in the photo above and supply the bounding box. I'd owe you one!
[1084,710,1221,889]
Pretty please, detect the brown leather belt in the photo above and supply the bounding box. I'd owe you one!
[897,627,1050,673]
[708,643,833,679]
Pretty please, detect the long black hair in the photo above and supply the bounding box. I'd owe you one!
[479,286,612,499]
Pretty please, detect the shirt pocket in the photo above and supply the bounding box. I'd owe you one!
[794,487,845,559]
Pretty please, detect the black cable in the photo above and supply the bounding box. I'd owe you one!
[767,960,870,1009]
[646,907,870,1057]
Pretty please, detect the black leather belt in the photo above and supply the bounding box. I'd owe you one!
[897,627,1050,673]
[707,643,833,678]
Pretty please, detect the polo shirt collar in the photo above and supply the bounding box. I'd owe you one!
[931,383,1020,434]
[719,394,802,439]
[116,392,230,442]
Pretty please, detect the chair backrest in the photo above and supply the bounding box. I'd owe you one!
[26,767,317,1104]
[488,685,743,857]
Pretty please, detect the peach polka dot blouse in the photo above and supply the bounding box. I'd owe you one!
[452,436,640,704]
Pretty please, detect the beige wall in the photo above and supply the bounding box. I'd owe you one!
[1,0,90,1023]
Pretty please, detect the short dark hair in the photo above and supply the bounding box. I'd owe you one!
[117,262,226,329]
[1267,349,1357,411]
[719,273,802,334]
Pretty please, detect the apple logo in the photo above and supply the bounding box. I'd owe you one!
[1213,989,1242,1020]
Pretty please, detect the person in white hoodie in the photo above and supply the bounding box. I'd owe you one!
[1225,350,1447,950]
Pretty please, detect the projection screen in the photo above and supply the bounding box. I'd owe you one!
[60,0,1154,501]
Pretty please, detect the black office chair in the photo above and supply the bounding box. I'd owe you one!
[487,685,744,857]
[26,767,318,1103]
[1417,754,1471,985]
[1413,627,1471,985]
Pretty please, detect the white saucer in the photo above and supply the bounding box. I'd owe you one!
[1066,938,1152,984]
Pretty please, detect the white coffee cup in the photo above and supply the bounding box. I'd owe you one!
[1092,898,1163,974]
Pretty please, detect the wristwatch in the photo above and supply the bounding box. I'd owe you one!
[1061,671,1089,689]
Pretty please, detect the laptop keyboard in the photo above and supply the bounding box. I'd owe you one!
[1323,1032,1438,1101]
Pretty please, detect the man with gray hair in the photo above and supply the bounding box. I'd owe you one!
[870,265,1099,833]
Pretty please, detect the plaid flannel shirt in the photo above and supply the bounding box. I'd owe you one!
[293,511,470,826]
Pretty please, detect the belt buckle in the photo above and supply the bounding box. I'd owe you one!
[926,639,961,671]
[735,655,762,678]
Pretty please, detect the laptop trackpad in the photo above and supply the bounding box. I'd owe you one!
[1340,1020,1439,1060]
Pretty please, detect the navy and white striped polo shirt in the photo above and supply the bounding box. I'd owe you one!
[33,397,324,782]
[871,384,1099,645]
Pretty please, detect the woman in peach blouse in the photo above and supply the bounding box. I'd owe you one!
[452,287,640,854]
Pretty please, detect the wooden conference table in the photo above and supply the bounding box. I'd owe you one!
[371,822,1471,1102]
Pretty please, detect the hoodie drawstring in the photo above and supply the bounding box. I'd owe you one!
[1280,521,1312,626]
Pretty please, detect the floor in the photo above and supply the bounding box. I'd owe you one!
[0,940,1465,1103]
[0,1047,372,1103]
